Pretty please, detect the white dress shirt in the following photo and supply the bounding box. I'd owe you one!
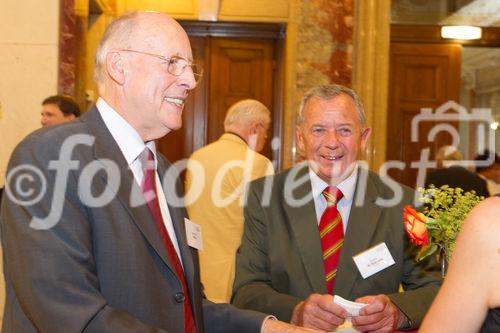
[96,98,182,260]
[309,166,359,233]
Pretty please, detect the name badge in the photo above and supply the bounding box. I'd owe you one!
[184,218,203,250]
[353,242,395,279]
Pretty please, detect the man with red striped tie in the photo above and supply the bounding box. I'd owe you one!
[232,84,441,332]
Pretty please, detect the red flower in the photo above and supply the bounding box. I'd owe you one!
[403,205,429,246]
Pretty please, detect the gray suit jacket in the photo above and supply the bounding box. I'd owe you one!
[232,163,440,329]
[0,107,266,332]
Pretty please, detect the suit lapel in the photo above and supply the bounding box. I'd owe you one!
[284,164,328,294]
[334,170,381,297]
[82,107,203,328]
[82,107,176,275]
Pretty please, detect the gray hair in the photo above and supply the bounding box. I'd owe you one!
[94,12,139,84]
[296,84,365,125]
[224,99,271,131]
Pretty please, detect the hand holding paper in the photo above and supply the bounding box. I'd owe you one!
[333,295,367,317]
[351,294,401,332]
[291,294,348,331]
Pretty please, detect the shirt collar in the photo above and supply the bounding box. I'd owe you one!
[96,97,157,167]
[223,132,248,145]
[309,165,358,204]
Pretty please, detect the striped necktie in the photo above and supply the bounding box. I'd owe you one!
[319,186,344,294]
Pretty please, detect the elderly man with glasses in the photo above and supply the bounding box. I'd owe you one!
[0,11,322,333]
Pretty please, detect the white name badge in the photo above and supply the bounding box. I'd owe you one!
[184,218,203,250]
[352,242,395,279]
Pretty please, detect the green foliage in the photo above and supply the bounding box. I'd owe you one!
[417,185,483,261]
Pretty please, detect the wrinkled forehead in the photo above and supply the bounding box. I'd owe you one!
[132,16,193,59]
[303,95,358,121]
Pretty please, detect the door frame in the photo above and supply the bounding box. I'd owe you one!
[180,21,286,170]
[387,24,500,187]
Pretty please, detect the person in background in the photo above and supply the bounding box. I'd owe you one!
[232,84,440,332]
[1,11,323,333]
[475,150,500,195]
[40,94,81,127]
[186,99,274,303]
[419,194,500,332]
[425,145,489,198]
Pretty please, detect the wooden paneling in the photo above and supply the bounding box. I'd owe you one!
[208,38,274,160]
[156,23,283,168]
[387,43,461,187]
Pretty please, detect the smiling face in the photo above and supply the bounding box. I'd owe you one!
[296,94,371,185]
[113,14,196,141]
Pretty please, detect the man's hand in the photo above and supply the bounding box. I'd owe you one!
[262,319,327,333]
[290,293,347,331]
[351,294,406,333]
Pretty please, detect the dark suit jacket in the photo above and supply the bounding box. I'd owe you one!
[0,107,266,332]
[232,164,440,329]
[425,165,490,197]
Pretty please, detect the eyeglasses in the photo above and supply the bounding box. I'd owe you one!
[119,49,203,83]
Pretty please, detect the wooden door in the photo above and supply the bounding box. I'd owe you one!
[208,38,275,158]
[387,43,461,188]
[157,32,281,166]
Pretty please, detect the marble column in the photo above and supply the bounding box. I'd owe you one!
[59,0,77,95]
[352,0,391,171]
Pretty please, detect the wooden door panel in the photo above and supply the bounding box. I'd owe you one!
[208,38,275,158]
[387,43,461,187]
[156,31,280,167]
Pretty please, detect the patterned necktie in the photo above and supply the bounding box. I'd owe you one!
[319,186,344,294]
[140,148,197,333]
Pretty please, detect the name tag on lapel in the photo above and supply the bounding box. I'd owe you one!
[184,218,203,250]
[352,242,395,279]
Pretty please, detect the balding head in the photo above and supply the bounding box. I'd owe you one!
[224,99,271,152]
[94,11,189,86]
[93,11,197,141]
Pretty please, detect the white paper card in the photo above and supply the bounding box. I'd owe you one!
[333,295,367,317]
[352,242,395,279]
[184,218,203,250]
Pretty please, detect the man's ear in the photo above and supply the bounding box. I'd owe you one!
[106,51,126,85]
[250,121,260,134]
[360,127,372,153]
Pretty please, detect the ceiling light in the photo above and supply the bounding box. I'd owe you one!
[441,26,482,40]
[491,121,499,131]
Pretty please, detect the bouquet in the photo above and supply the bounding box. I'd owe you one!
[403,185,483,263]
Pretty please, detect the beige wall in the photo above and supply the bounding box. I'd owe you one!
[0,0,60,187]
[0,0,59,320]
[0,0,59,322]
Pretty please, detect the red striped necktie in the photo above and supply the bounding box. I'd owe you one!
[140,147,197,333]
[319,186,344,294]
